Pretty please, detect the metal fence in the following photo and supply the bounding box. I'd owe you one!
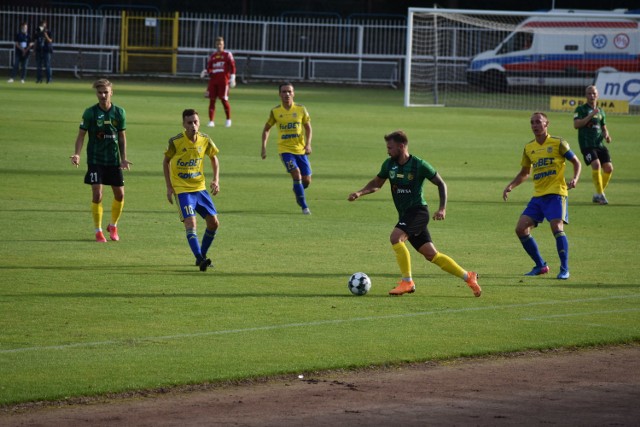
[0,6,407,84]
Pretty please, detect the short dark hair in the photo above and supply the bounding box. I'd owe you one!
[182,109,198,120]
[279,82,293,92]
[384,130,408,144]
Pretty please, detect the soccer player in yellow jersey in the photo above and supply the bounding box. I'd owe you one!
[163,109,221,272]
[261,83,313,214]
[503,112,581,280]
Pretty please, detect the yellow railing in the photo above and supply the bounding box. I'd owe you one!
[120,11,179,74]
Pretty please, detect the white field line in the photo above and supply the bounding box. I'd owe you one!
[1,294,639,355]
[521,308,640,320]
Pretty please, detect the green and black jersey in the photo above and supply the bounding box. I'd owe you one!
[377,155,437,218]
[573,103,606,151]
[80,103,127,166]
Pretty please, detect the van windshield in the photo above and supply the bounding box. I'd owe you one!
[498,31,533,54]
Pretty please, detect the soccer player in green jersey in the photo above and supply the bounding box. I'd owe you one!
[261,83,313,214]
[70,79,132,242]
[163,109,220,272]
[503,112,581,280]
[348,130,481,297]
[573,85,613,205]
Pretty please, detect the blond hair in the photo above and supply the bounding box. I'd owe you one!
[92,78,112,89]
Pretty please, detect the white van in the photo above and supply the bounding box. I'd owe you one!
[466,13,640,90]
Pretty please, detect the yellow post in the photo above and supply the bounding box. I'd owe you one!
[171,11,180,75]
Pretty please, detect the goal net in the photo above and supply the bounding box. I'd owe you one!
[404,8,640,113]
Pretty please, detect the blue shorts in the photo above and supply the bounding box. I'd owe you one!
[175,190,217,222]
[280,153,312,176]
[522,194,568,225]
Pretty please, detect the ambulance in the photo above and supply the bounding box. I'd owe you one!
[466,12,640,90]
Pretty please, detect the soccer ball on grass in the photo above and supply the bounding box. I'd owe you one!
[348,272,371,296]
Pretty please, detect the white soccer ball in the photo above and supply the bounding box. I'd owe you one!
[348,272,371,296]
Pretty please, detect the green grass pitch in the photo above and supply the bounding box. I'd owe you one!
[0,79,639,405]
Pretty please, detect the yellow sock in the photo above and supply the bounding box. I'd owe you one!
[431,252,466,279]
[592,169,604,194]
[111,199,124,226]
[392,242,412,280]
[602,170,612,191]
[91,202,103,231]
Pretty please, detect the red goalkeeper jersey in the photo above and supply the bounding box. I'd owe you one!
[206,50,236,85]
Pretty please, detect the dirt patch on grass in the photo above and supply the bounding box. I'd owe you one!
[2,344,639,426]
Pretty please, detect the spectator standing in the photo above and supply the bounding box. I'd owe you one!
[34,19,53,84]
[8,22,33,84]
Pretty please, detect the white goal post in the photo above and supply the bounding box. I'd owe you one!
[404,7,640,112]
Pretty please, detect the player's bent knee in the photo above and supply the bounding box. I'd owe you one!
[206,215,219,230]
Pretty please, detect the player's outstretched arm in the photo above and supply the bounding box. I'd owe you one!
[503,167,530,201]
[348,176,386,201]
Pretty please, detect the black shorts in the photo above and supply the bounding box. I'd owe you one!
[581,146,611,166]
[395,206,432,251]
[84,164,124,187]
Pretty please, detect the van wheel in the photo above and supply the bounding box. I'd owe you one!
[484,71,507,92]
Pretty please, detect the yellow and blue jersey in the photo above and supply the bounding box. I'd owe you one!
[521,135,572,197]
[266,103,310,155]
[164,131,219,195]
